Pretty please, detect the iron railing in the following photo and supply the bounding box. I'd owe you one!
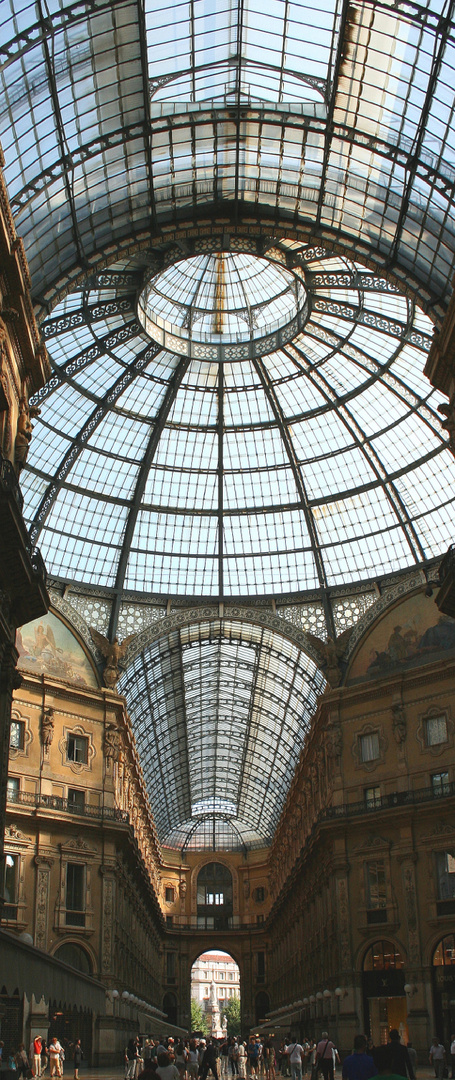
[6,789,129,822]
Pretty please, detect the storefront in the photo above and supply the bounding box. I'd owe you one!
[363,940,407,1044]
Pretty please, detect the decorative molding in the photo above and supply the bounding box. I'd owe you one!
[58,723,96,773]
[416,706,453,757]
[9,705,33,758]
[352,722,388,772]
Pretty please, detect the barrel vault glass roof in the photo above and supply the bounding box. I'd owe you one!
[3,0,455,849]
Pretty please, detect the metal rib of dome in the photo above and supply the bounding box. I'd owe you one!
[23,242,453,612]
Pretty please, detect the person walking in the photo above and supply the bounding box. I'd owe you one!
[387,1031,415,1080]
[316,1034,337,1080]
[31,1036,43,1078]
[429,1038,446,1080]
[49,1038,63,1079]
[15,1044,30,1079]
[73,1040,83,1080]
[342,1035,377,1080]
[285,1039,305,1080]
[450,1037,455,1080]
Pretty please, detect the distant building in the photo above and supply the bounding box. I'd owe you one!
[191,952,240,1024]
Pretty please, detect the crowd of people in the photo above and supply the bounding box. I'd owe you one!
[0,1036,83,1079]
[1,1028,454,1079]
[120,1031,455,1080]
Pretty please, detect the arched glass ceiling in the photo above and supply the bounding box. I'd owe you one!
[2,0,455,317]
[117,617,326,850]
[22,241,454,618]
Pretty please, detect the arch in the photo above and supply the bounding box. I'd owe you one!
[52,940,94,975]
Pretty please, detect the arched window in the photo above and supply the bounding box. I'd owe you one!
[197,863,233,930]
[363,940,404,970]
[53,941,92,975]
[433,935,455,966]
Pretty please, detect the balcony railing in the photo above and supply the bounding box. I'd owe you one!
[6,789,129,822]
[321,781,455,821]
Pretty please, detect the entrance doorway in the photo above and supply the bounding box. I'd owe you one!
[363,940,408,1044]
[191,950,241,1039]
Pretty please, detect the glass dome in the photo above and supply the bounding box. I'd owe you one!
[137,252,308,358]
[24,239,453,611]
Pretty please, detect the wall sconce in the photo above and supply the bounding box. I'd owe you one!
[323,990,331,1000]
[122,990,130,1001]
[334,987,348,998]
[404,984,418,996]
[112,989,120,1000]
[316,992,323,1001]
[303,998,309,1006]
[309,995,316,1004]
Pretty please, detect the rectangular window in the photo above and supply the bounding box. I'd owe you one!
[432,772,450,797]
[166,952,176,979]
[365,786,381,809]
[426,715,448,746]
[359,733,380,762]
[6,777,19,801]
[3,853,19,918]
[367,862,387,910]
[65,863,85,926]
[436,852,455,901]
[165,887,174,903]
[10,720,25,750]
[255,886,265,902]
[166,915,173,927]
[67,734,88,764]
[67,788,85,811]
[257,951,265,981]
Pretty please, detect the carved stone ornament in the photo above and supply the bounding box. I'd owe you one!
[58,723,95,773]
[352,722,387,772]
[104,722,121,763]
[40,706,54,752]
[416,707,453,757]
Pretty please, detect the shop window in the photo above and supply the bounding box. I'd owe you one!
[426,715,448,747]
[6,777,19,801]
[359,732,380,763]
[9,720,25,751]
[3,853,19,919]
[165,886,175,903]
[432,772,450,797]
[65,863,86,926]
[67,734,88,765]
[435,852,455,914]
[365,786,381,809]
[67,788,85,811]
[366,862,387,924]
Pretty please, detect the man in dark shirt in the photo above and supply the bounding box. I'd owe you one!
[387,1030,415,1080]
[342,1036,377,1080]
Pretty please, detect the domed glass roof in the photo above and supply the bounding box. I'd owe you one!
[23,238,452,611]
[138,252,307,356]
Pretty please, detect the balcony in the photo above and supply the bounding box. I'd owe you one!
[6,789,129,823]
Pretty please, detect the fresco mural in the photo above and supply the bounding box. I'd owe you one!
[16,611,98,688]
[347,590,455,685]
